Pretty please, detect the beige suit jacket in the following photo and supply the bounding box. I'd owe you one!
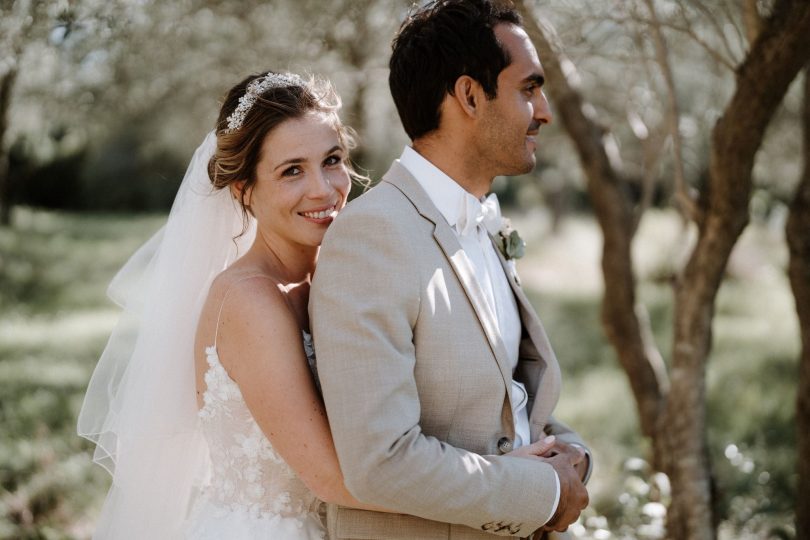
[310,162,588,540]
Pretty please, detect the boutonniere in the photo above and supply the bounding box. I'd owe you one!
[496,218,526,260]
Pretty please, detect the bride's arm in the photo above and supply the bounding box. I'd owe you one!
[212,276,389,512]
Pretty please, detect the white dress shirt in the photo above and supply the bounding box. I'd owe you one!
[398,146,559,524]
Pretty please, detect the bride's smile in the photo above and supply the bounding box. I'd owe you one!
[246,111,351,251]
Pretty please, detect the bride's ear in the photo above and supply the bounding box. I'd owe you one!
[230,181,253,213]
[230,180,249,202]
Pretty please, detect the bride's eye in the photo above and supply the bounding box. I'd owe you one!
[282,166,302,177]
[323,155,342,167]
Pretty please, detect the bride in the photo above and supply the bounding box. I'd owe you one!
[78,70,554,539]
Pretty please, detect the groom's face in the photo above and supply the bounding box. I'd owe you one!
[475,23,552,177]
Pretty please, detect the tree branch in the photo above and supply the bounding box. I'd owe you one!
[574,10,737,72]
[677,0,742,66]
[742,0,763,45]
[514,0,668,440]
[640,0,699,224]
[787,63,810,540]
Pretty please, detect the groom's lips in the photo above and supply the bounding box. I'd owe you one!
[299,204,339,224]
[526,120,541,150]
[526,123,540,150]
[526,132,538,150]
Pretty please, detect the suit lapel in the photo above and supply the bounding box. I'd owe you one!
[382,163,516,398]
[490,234,561,439]
[494,244,555,363]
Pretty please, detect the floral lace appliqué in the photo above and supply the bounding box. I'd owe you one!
[195,346,319,524]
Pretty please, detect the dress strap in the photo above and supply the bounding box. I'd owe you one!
[212,274,282,348]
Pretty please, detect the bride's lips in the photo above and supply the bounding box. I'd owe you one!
[299,204,339,224]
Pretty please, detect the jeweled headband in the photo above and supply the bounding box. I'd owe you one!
[224,72,304,133]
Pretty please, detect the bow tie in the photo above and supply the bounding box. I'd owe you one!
[457,193,503,237]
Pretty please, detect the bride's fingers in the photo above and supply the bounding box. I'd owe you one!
[506,435,556,458]
[524,435,556,456]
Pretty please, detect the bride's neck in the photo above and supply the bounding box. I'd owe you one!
[247,230,317,285]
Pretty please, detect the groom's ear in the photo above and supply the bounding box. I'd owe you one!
[452,75,482,118]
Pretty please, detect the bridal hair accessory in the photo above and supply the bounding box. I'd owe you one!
[225,72,304,132]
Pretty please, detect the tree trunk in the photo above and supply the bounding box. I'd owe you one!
[787,66,810,540]
[514,0,678,512]
[664,4,810,538]
[0,67,18,226]
[514,2,668,450]
[516,6,680,530]
[516,1,810,538]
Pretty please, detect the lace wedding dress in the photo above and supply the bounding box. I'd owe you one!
[182,332,325,539]
[79,133,329,539]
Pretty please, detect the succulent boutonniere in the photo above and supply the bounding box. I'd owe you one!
[496,218,525,260]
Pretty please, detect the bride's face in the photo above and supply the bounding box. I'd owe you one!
[246,111,352,249]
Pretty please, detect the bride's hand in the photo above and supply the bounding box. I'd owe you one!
[505,435,556,459]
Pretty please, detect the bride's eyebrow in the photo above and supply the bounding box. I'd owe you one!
[274,157,306,171]
[273,146,342,171]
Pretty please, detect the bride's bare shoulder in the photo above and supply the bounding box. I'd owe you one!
[207,265,284,313]
[195,265,290,356]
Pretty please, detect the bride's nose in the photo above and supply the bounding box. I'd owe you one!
[307,169,334,198]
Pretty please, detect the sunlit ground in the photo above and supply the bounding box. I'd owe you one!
[0,207,798,539]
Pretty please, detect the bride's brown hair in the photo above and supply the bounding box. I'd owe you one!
[208,71,363,233]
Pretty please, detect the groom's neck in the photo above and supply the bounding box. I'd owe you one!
[411,136,493,199]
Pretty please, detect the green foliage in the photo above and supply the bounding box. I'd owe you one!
[76,131,186,212]
[0,208,164,538]
[11,130,187,214]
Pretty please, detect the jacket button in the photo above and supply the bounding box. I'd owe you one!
[497,437,513,453]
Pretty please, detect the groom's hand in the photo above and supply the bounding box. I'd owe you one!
[544,440,590,482]
[541,453,589,532]
[506,437,589,532]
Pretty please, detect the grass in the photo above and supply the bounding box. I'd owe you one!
[0,208,164,539]
[0,206,800,539]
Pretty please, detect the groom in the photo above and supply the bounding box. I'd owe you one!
[311,1,590,538]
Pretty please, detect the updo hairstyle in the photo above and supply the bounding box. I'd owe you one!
[208,71,361,223]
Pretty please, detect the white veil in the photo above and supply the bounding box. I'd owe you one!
[77,131,256,538]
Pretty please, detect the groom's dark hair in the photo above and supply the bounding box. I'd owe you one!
[389,0,522,140]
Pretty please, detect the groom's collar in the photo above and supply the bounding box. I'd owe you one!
[397,147,483,233]
[381,159,444,227]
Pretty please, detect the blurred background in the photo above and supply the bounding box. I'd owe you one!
[0,0,806,538]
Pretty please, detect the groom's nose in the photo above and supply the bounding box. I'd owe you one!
[533,90,552,126]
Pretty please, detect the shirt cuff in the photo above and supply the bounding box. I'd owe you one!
[542,470,561,526]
